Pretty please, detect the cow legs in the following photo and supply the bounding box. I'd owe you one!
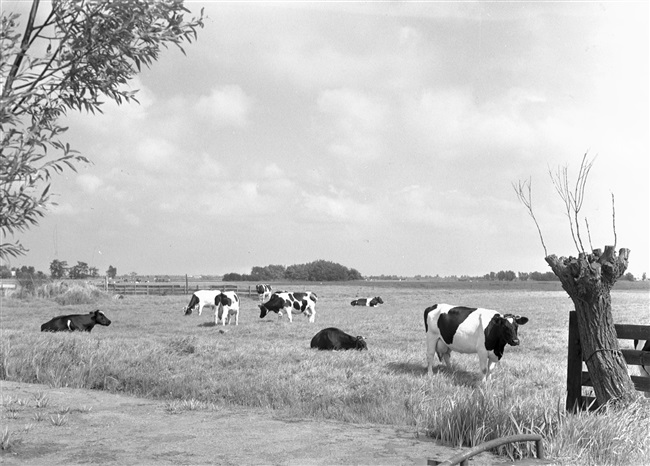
[478,351,494,381]
[436,339,452,368]
[427,334,450,375]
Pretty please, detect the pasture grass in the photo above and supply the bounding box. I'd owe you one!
[1,282,648,464]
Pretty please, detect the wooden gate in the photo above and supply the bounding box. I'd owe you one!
[566,310,650,411]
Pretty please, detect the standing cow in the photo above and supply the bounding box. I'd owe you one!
[424,303,528,380]
[259,291,318,323]
[310,327,367,350]
[183,289,221,316]
[41,310,112,332]
[215,291,240,326]
[350,297,383,307]
[256,284,273,302]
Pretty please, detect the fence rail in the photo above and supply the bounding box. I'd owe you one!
[566,310,650,411]
[106,282,253,297]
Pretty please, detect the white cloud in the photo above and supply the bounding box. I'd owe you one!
[317,89,388,160]
[134,138,176,169]
[76,174,103,193]
[195,85,253,127]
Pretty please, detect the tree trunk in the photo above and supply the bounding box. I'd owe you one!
[546,246,636,407]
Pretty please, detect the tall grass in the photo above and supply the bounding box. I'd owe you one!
[1,283,648,464]
[9,280,110,304]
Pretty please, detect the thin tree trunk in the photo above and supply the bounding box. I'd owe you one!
[546,246,636,406]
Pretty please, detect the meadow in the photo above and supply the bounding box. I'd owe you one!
[1,281,649,464]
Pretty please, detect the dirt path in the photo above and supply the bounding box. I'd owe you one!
[1,380,508,465]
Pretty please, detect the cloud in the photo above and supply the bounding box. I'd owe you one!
[76,174,103,193]
[134,138,176,169]
[317,88,388,160]
[195,85,253,127]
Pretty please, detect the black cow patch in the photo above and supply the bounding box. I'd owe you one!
[437,306,477,345]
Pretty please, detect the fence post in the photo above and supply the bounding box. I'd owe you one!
[185,274,188,295]
[566,310,584,412]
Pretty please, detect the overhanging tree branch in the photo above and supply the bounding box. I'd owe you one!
[0,1,204,260]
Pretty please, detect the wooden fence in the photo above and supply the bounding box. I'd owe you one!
[566,310,650,411]
[106,282,256,298]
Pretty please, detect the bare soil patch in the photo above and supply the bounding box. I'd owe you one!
[1,380,508,465]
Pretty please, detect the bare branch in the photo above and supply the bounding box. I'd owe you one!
[549,164,580,252]
[585,218,593,251]
[547,153,596,254]
[513,178,548,257]
[611,192,617,249]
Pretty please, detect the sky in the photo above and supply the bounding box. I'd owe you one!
[5,1,650,278]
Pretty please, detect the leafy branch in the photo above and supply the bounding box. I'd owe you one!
[0,1,204,261]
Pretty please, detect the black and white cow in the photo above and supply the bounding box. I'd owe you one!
[424,303,528,380]
[183,289,221,316]
[256,284,273,302]
[259,291,318,323]
[350,297,383,307]
[310,327,367,351]
[633,339,650,398]
[41,310,112,332]
[215,291,240,326]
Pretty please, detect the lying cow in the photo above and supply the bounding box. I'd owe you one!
[41,310,112,332]
[183,289,221,316]
[350,297,383,307]
[633,339,650,398]
[215,291,240,326]
[259,291,318,323]
[256,284,273,302]
[311,327,367,351]
[424,303,528,380]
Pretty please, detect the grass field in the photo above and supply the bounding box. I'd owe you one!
[1,281,649,464]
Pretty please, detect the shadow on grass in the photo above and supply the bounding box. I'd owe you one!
[385,362,482,387]
[198,322,216,327]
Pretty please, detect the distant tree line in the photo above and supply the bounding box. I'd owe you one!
[0,262,642,282]
[482,270,640,282]
[0,260,117,280]
[223,260,363,282]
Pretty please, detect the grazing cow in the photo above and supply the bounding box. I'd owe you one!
[215,291,240,326]
[350,297,384,307]
[259,291,318,323]
[633,339,650,398]
[41,310,111,333]
[183,289,221,316]
[310,327,367,351]
[256,284,273,302]
[424,303,528,380]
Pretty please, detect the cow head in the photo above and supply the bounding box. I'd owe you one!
[491,314,528,347]
[373,297,384,305]
[355,336,368,351]
[93,310,111,326]
[183,306,192,315]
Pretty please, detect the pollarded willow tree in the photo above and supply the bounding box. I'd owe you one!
[514,153,637,407]
[0,0,203,260]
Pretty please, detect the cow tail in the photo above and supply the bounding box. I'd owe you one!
[423,304,438,333]
[424,309,428,333]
